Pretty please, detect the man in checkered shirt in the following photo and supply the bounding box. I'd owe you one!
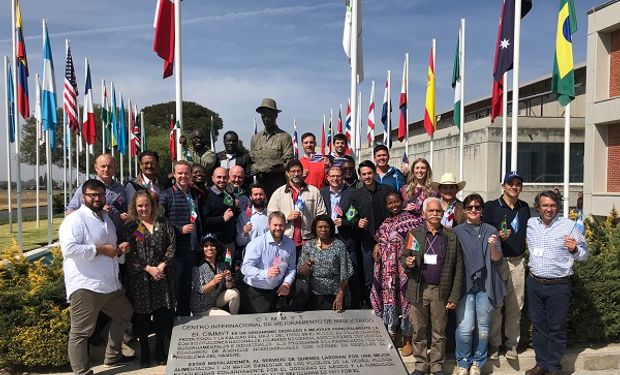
[524,190,588,375]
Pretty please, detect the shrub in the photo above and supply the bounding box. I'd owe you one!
[0,241,69,369]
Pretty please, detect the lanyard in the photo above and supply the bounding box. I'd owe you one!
[426,233,440,254]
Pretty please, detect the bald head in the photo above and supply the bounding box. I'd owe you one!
[212,167,229,190]
[94,154,115,184]
[229,166,245,189]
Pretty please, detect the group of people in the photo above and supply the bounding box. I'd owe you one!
[58,98,588,375]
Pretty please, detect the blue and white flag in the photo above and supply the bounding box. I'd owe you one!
[118,94,126,155]
[510,212,520,234]
[41,21,58,147]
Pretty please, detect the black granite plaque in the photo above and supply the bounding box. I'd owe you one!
[166,309,408,375]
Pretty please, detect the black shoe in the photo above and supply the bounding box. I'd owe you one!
[432,372,446,375]
[140,358,151,368]
[412,371,426,375]
[103,355,136,368]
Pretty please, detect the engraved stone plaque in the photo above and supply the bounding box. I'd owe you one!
[166,309,408,375]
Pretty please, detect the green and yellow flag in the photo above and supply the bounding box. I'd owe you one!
[551,0,577,107]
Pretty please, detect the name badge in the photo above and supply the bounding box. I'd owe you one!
[424,254,438,265]
[531,247,544,257]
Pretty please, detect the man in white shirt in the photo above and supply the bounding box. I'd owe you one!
[236,183,269,247]
[59,179,134,374]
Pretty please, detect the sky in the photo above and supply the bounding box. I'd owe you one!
[0,0,600,181]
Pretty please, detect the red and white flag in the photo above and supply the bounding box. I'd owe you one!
[64,44,79,133]
[82,59,96,154]
[153,0,175,78]
[169,115,177,161]
[398,56,408,142]
[367,80,375,146]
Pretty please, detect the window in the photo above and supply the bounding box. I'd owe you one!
[506,143,584,183]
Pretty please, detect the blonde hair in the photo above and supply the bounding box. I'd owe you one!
[405,158,434,199]
[127,190,161,222]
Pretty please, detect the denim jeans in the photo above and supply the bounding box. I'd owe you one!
[455,291,493,369]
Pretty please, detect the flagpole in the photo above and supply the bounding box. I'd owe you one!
[65,39,74,201]
[140,110,145,151]
[387,69,391,148]
[101,79,106,152]
[12,0,24,249]
[349,0,359,158]
[84,58,90,179]
[459,19,466,198]
[210,115,215,152]
[3,56,13,233]
[110,81,116,162]
[75,117,80,186]
[35,73,40,227]
[356,90,362,157]
[46,125,53,245]
[330,108,333,154]
[134,104,139,173]
[563,103,570,217]
[511,0,522,171]
[501,72,508,182]
[127,98,132,179]
[405,52,410,158]
[174,0,183,161]
[120,95,124,184]
[429,38,436,169]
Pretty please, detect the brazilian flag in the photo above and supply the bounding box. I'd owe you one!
[551,0,577,107]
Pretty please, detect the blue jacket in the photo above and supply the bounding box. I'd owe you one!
[158,185,204,256]
[375,166,406,192]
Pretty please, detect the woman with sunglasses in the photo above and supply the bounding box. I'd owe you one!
[452,194,506,375]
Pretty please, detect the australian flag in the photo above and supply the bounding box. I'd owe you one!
[493,0,533,82]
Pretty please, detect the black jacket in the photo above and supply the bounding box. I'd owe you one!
[347,183,394,244]
[320,185,356,247]
[158,185,204,256]
[202,188,239,245]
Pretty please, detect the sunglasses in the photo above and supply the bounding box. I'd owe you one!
[464,205,482,212]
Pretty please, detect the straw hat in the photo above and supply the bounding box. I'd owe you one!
[431,172,466,191]
[256,98,282,113]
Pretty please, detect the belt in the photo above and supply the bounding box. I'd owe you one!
[529,272,570,285]
[505,254,524,260]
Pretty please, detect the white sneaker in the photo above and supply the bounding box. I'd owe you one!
[470,364,481,375]
[455,366,469,375]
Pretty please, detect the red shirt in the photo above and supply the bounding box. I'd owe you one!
[299,154,327,189]
[290,186,303,246]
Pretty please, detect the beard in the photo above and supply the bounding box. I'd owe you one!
[251,198,265,208]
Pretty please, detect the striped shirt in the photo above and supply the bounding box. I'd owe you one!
[526,215,588,279]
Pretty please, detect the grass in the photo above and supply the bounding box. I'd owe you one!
[0,217,63,252]
[0,189,64,210]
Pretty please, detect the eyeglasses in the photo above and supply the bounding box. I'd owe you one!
[83,192,105,198]
[464,205,482,212]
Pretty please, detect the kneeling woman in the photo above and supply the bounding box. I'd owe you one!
[191,234,240,316]
[452,194,506,375]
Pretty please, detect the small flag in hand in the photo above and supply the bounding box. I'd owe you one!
[345,204,358,221]
[500,217,508,234]
[574,212,585,235]
[405,232,420,252]
[224,248,233,267]
[510,212,520,233]
[334,204,344,217]
[295,196,305,211]
[223,192,235,207]
[133,223,146,243]
[245,203,252,218]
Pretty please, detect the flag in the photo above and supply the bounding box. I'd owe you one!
[153,0,175,78]
[224,248,233,267]
[223,192,234,207]
[337,106,343,134]
[402,151,409,164]
[342,0,364,82]
[423,46,436,136]
[452,28,462,129]
[398,57,408,142]
[381,73,391,146]
[345,204,358,222]
[491,0,533,122]
[64,45,79,133]
[367,80,375,146]
[345,100,352,149]
[15,0,29,119]
[41,22,58,148]
[101,81,112,150]
[111,83,118,148]
[574,211,585,235]
[132,104,141,157]
[133,223,146,243]
[510,212,520,233]
[292,118,299,158]
[334,203,344,217]
[118,95,126,156]
[321,115,326,156]
[327,111,333,153]
[82,60,96,154]
[169,115,177,161]
[6,63,15,143]
[405,233,421,252]
[551,0,577,107]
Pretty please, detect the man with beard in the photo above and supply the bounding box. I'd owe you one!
[268,159,327,253]
[124,151,170,203]
[216,131,251,184]
[251,98,294,197]
[329,133,355,167]
[241,211,296,313]
[203,167,238,262]
[59,179,135,374]
[298,132,329,189]
[189,129,217,181]
[236,184,269,247]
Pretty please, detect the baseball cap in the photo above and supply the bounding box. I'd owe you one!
[503,171,524,184]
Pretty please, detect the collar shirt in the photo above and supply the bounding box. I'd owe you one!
[67,178,126,231]
[59,205,123,301]
[241,231,297,290]
[267,183,328,240]
[527,215,588,279]
[236,205,269,246]
[375,166,406,192]
[250,127,294,175]
[190,148,217,172]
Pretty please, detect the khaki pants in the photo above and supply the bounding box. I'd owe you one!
[196,288,240,316]
[490,256,526,350]
[409,284,448,373]
[68,288,133,375]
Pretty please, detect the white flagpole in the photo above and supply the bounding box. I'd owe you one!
[46,126,53,244]
[75,113,80,186]
[140,110,145,151]
[511,0,522,171]
[12,0,24,249]
[101,79,106,152]
[501,72,508,182]
[563,103,570,217]
[210,115,215,152]
[3,56,13,233]
[405,52,410,158]
[349,0,359,158]
[127,98,132,179]
[429,38,436,169]
[174,0,183,161]
[459,19,466,198]
[35,73,40,227]
[356,90,362,157]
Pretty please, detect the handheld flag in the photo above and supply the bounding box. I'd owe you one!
[153,0,175,78]
[551,0,577,106]
[41,21,58,148]
[452,29,462,128]
[133,223,146,243]
[245,203,252,218]
[15,0,29,119]
[224,248,233,267]
[500,216,508,235]
[295,196,305,211]
[223,192,235,207]
[64,44,79,133]
[367,80,376,147]
[334,203,344,217]
[510,212,520,234]
[345,204,358,222]
[381,73,391,146]
[423,46,436,137]
[405,232,421,252]
[574,211,585,235]
[398,57,408,142]
[82,59,96,154]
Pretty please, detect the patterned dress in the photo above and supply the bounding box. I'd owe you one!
[400,185,438,217]
[123,218,176,315]
[298,239,354,301]
[370,212,424,335]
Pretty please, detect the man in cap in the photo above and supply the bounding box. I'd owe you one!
[250,98,294,197]
[482,171,531,360]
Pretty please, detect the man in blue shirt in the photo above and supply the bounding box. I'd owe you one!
[240,211,296,313]
[373,145,406,191]
[525,191,587,375]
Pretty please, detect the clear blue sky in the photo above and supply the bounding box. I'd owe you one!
[0,0,599,180]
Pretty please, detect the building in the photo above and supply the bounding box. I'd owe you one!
[584,0,620,216]
[360,65,586,207]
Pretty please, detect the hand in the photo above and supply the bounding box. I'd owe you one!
[288,211,302,221]
[210,272,225,286]
[303,170,310,178]
[399,163,410,175]
[358,217,368,229]
[120,212,129,221]
[372,244,381,263]
[146,265,165,280]
[118,242,131,254]
[223,270,233,282]
[243,222,253,235]
[564,236,577,252]
[223,208,234,222]
[277,283,291,297]
[404,202,417,212]
[267,265,281,278]
[96,244,118,258]
[405,255,416,268]
[333,291,344,312]
[446,302,457,310]
[299,258,313,276]
[499,229,512,241]
[103,204,113,213]
[181,223,195,234]
[487,234,498,246]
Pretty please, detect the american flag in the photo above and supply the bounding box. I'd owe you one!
[64,45,79,133]
[334,203,344,217]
